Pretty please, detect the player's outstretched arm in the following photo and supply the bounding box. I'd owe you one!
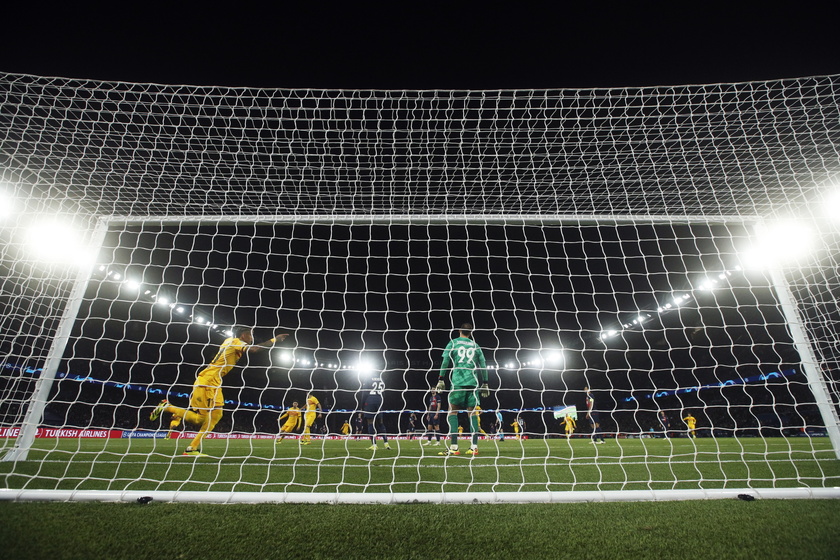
[247,332,289,354]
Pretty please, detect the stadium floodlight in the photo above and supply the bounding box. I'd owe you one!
[156,297,169,306]
[25,218,95,266]
[543,350,564,366]
[698,279,717,291]
[124,280,140,291]
[741,220,816,269]
[277,350,294,365]
[356,356,377,377]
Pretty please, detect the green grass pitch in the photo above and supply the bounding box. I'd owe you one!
[2,436,838,494]
[1,437,839,559]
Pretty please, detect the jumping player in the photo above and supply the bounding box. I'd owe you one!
[150,326,287,456]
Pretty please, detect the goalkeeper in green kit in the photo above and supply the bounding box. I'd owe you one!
[436,322,490,456]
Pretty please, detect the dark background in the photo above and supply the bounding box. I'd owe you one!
[1,3,838,89]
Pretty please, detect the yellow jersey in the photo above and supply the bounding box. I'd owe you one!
[280,406,302,426]
[196,337,248,386]
[305,395,321,414]
[341,422,351,435]
[684,416,697,429]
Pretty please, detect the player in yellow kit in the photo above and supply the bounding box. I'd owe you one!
[300,394,322,444]
[340,420,352,437]
[561,414,576,439]
[150,326,287,456]
[683,412,698,439]
[276,402,302,444]
[473,405,487,435]
[511,418,521,439]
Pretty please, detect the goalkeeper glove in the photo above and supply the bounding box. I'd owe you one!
[479,383,490,398]
[435,379,446,392]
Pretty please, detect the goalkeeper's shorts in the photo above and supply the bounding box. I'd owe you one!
[448,387,479,409]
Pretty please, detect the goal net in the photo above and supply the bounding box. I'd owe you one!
[1,72,839,503]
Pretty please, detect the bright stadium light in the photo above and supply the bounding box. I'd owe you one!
[698,279,717,291]
[156,297,169,306]
[356,357,376,377]
[543,350,564,366]
[25,218,96,266]
[741,220,816,269]
[277,350,294,365]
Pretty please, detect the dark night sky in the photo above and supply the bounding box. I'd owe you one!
[1,3,838,89]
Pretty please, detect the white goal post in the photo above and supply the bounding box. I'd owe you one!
[2,72,840,503]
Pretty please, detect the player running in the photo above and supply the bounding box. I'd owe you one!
[150,326,287,456]
[276,401,302,444]
[436,322,490,456]
[683,412,697,438]
[561,413,576,439]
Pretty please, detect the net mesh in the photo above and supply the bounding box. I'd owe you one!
[1,72,839,500]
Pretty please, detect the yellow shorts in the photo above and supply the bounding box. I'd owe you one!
[280,421,297,433]
[305,413,317,427]
[190,384,223,412]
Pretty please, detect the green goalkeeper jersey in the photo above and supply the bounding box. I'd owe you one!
[440,336,487,388]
